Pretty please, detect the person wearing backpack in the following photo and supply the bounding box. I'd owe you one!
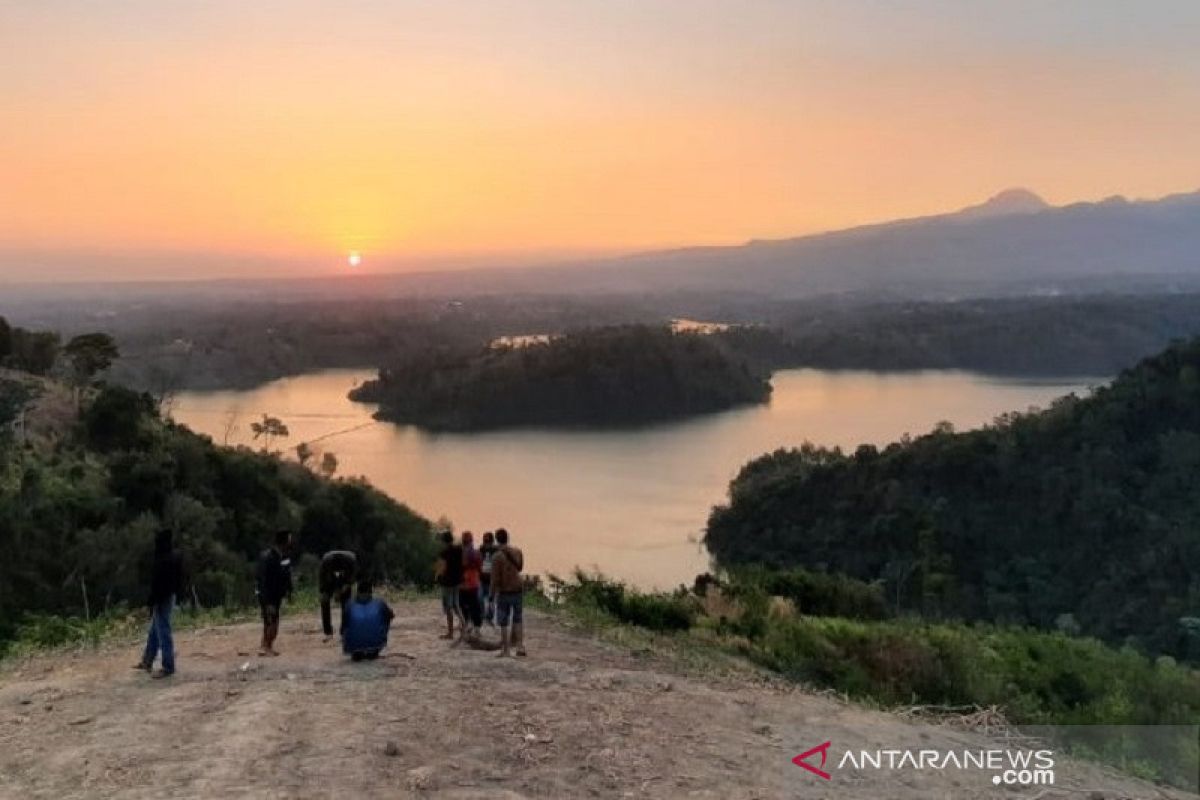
[489,528,526,658]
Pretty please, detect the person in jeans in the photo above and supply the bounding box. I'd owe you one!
[256,530,293,657]
[318,550,358,640]
[435,530,464,640]
[134,528,184,678]
[341,578,395,661]
[489,528,526,658]
[479,531,498,624]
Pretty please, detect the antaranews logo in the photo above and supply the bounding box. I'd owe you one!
[792,742,1055,788]
[791,741,832,780]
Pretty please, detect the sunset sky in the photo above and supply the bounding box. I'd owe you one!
[2,1,1199,281]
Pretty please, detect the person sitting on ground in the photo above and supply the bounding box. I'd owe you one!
[490,528,527,658]
[458,531,484,640]
[318,549,358,640]
[342,578,395,661]
[256,529,294,657]
[479,531,498,625]
[134,528,185,679]
[435,530,464,640]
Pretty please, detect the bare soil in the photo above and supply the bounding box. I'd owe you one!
[0,598,1193,799]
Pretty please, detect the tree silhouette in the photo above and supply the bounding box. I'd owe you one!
[64,332,120,411]
[250,414,289,452]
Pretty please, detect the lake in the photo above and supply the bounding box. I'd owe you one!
[173,369,1097,590]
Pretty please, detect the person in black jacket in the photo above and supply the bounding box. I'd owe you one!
[256,530,293,657]
[134,528,184,678]
[318,550,358,640]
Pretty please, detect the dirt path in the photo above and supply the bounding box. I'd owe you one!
[0,599,1193,799]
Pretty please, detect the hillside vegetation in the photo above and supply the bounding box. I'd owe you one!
[707,337,1200,661]
[351,325,771,430]
[555,570,1200,789]
[0,374,439,651]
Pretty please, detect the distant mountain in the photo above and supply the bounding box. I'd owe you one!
[334,186,1198,299]
[953,187,1050,220]
[565,187,1200,298]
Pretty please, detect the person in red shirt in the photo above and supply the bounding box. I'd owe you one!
[458,530,484,640]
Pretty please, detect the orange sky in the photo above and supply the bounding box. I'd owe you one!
[2,1,1199,281]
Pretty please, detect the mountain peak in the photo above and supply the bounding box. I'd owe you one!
[956,188,1050,220]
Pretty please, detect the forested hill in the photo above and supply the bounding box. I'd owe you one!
[0,373,438,649]
[706,337,1200,661]
[351,325,771,431]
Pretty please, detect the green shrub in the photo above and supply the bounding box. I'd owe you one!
[727,566,889,620]
[558,572,696,632]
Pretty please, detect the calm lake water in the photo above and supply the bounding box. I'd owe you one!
[173,369,1097,590]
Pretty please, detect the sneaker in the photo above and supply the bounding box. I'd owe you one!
[151,669,174,679]
[132,662,151,671]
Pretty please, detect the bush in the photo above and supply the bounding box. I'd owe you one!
[558,572,697,632]
[727,566,889,620]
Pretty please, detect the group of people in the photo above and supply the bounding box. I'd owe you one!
[133,525,527,678]
[435,528,527,658]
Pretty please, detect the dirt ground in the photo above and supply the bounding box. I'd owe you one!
[0,598,1194,799]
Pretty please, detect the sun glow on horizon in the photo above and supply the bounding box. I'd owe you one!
[2,2,1199,281]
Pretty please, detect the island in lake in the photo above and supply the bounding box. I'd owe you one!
[350,324,772,431]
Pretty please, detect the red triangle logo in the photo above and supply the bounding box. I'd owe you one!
[792,741,832,780]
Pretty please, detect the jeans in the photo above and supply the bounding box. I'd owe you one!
[481,577,494,622]
[320,585,352,636]
[142,597,175,673]
[496,592,523,626]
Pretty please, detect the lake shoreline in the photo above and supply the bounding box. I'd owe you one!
[173,367,1099,591]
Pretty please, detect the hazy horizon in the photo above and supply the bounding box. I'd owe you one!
[3,1,1200,282]
[2,184,1198,288]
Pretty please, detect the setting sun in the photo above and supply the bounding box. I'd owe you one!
[347,252,362,268]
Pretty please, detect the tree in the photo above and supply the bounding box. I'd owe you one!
[295,441,314,467]
[0,316,12,362]
[10,329,60,375]
[81,385,156,451]
[65,333,120,383]
[64,333,120,410]
[221,410,240,446]
[250,414,289,452]
[319,452,338,477]
[0,379,32,439]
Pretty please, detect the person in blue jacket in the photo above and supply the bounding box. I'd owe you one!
[341,578,395,661]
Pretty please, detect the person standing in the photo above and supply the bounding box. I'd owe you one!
[134,528,184,678]
[318,550,358,640]
[490,528,526,658]
[435,531,464,640]
[341,578,395,661]
[459,531,483,639]
[479,531,498,625]
[256,530,293,657]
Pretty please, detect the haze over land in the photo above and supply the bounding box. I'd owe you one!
[3,186,1200,309]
